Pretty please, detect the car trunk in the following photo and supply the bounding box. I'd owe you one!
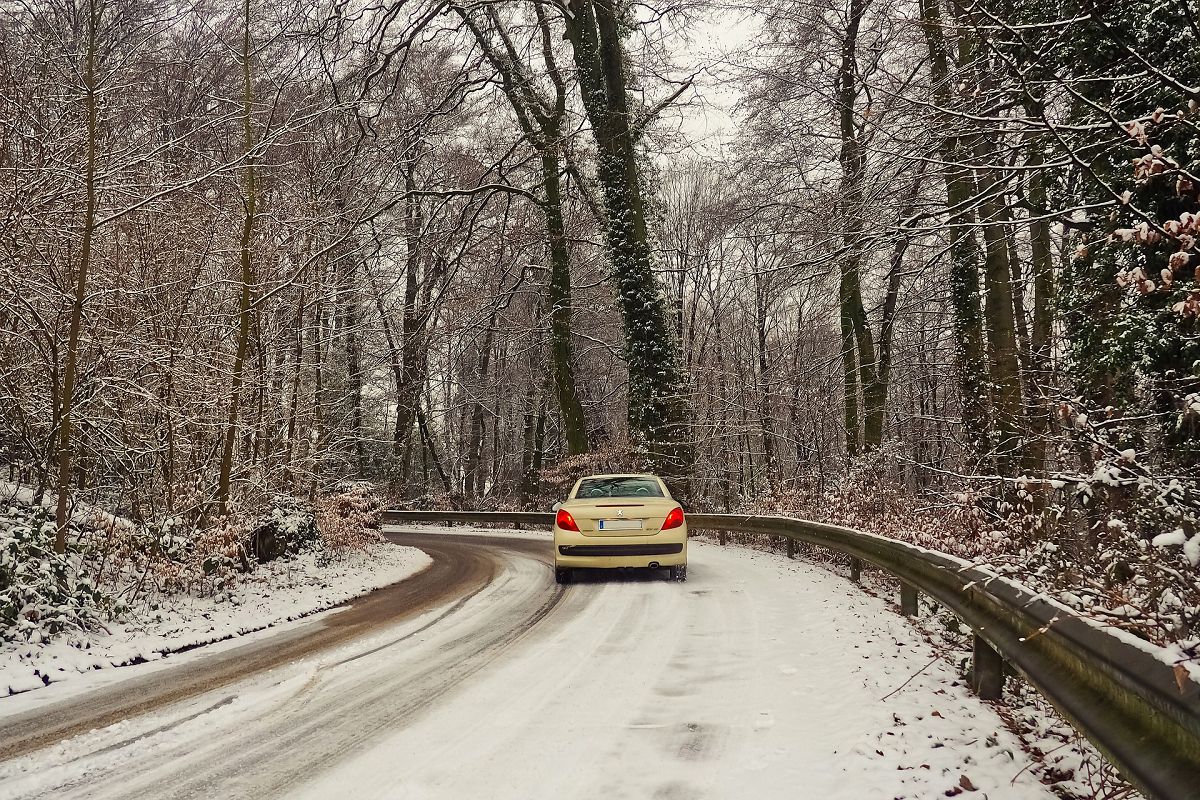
[562,498,678,536]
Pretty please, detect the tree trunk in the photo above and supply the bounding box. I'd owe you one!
[876,170,926,424]
[282,286,306,487]
[454,4,590,455]
[543,145,590,455]
[918,0,991,462]
[972,112,1025,476]
[309,266,327,500]
[1022,128,1057,476]
[217,0,257,513]
[840,292,860,458]
[53,0,100,552]
[519,384,541,508]
[418,403,452,494]
[565,0,691,483]
[835,0,885,454]
[339,258,365,474]
[752,260,777,486]
[393,163,429,479]
[463,318,497,499]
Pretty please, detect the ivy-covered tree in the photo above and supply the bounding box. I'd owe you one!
[974,0,1200,590]
[1005,0,1200,467]
[563,0,693,484]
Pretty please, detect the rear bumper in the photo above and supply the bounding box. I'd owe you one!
[558,543,683,557]
[554,526,687,568]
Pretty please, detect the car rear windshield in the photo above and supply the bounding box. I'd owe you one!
[575,477,665,499]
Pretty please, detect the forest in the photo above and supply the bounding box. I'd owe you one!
[1,0,1198,674]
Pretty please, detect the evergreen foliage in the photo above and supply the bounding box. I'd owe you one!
[0,506,105,643]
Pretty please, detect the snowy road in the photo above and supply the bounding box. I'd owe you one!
[0,530,1057,799]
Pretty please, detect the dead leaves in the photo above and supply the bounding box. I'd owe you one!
[1175,662,1193,694]
[944,774,979,795]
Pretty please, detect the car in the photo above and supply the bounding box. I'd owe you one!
[552,473,687,584]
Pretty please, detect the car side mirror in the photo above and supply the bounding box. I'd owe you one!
[551,502,563,512]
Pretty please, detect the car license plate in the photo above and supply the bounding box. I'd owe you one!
[599,519,642,531]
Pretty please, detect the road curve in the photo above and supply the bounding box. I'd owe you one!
[0,530,1061,800]
[0,532,534,761]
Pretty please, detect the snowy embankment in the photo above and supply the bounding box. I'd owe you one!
[1,542,431,697]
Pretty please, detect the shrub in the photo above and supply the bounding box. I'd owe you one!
[246,497,319,563]
[0,505,106,643]
[315,483,384,553]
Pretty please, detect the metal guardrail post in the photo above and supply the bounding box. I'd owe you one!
[971,633,1005,700]
[849,557,862,583]
[900,582,919,616]
[787,537,796,559]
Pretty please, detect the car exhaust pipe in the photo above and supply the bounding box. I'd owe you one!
[648,561,660,569]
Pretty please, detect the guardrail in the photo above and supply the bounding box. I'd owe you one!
[381,509,1200,800]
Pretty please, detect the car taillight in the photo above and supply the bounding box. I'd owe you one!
[556,508,580,532]
[662,507,685,530]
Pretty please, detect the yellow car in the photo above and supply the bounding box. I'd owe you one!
[553,473,688,584]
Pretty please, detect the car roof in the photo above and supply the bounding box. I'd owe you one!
[578,473,661,480]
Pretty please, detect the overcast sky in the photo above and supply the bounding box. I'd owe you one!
[665,9,759,154]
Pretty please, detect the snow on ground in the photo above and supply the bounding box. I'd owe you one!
[296,537,1055,800]
[1,530,1059,799]
[1,542,431,698]
[0,480,132,533]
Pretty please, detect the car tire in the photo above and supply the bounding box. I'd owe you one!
[671,565,687,582]
[555,568,571,585]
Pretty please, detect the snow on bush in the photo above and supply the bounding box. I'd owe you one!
[246,496,319,563]
[716,442,1199,653]
[0,505,106,643]
[80,504,249,605]
[0,483,394,649]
